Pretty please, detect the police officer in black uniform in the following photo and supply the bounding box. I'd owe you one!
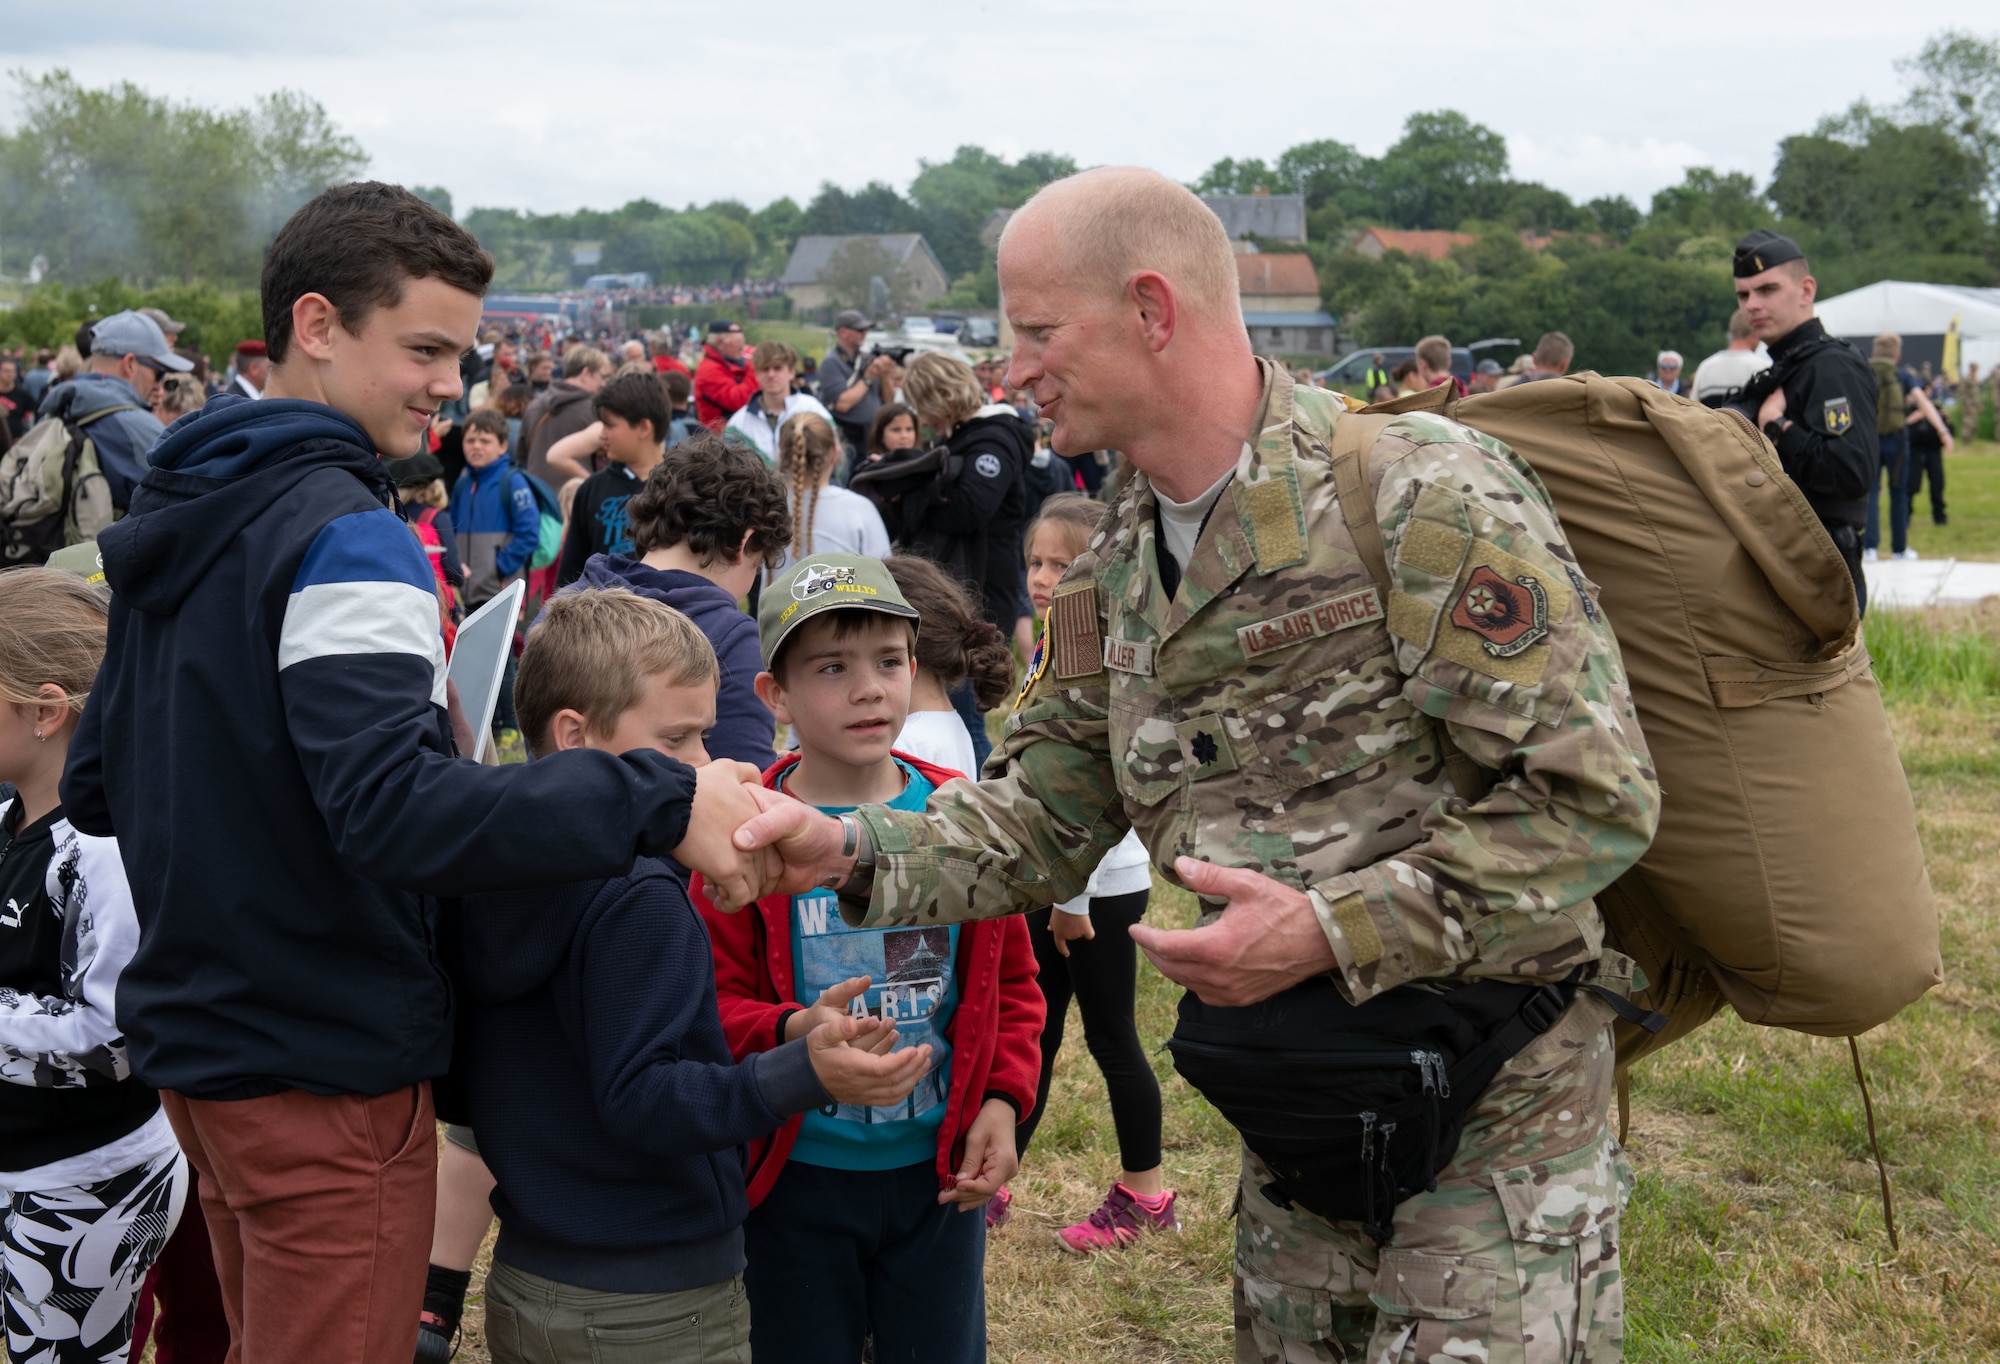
[1732,229,1877,613]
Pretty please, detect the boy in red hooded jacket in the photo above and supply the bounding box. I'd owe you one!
[696,554,1041,1364]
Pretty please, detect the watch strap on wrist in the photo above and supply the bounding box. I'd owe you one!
[822,814,874,892]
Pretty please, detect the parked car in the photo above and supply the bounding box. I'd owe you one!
[963,317,1000,347]
[1316,338,1519,391]
[930,313,966,335]
[902,316,937,336]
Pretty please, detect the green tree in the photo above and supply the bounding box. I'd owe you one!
[1373,111,1509,229]
[818,237,923,314]
[0,71,364,287]
[1587,195,1642,242]
[601,209,756,282]
[750,195,804,273]
[1770,115,1987,258]
[800,181,913,236]
[1192,156,1278,195]
[411,185,455,219]
[907,145,1075,277]
[1899,29,2000,206]
[1643,167,1766,236]
[1275,139,1369,209]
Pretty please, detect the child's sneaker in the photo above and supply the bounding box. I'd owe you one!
[985,1185,1012,1230]
[1056,1183,1178,1253]
[413,1310,456,1363]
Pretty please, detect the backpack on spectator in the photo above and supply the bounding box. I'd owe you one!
[521,472,565,571]
[0,404,137,566]
[1869,357,1906,436]
[408,506,460,651]
[1320,376,1938,1066]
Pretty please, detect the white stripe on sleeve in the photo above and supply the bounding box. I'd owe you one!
[278,580,449,708]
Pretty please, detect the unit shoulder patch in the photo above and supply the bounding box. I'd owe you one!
[1823,396,1853,435]
[1015,634,1049,707]
[1449,565,1549,659]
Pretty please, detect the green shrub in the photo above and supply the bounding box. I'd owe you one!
[0,280,261,360]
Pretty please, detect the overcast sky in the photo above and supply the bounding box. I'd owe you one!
[6,0,1941,219]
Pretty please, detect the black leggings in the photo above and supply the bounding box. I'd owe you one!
[1016,890,1162,1173]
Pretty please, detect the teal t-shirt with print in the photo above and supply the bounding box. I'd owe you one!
[786,759,958,1170]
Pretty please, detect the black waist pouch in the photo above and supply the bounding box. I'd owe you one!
[1168,975,1577,1244]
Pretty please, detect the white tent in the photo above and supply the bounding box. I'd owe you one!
[1812,280,2000,377]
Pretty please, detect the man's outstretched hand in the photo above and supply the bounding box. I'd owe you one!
[731,786,857,899]
[672,761,777,911]
[1128,857,1339,1007]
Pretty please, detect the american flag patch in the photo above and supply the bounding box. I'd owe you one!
[1048,583,1103,680]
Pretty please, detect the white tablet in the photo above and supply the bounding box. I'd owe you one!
[447,579,525,762]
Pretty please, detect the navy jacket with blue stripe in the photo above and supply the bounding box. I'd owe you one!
[62,394,701,1100]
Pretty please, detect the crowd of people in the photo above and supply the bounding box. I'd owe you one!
[0,184,1164,1364]
[0,165,1978,1364]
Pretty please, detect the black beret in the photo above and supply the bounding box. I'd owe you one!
[1734,229,1804,279]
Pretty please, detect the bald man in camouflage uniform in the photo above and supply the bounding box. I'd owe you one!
[736,169,1659,1363]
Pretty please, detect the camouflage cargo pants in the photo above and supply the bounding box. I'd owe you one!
[1233,994,1630,1364]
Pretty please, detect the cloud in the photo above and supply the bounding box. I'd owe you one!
[0,0,1929,217]
[1508,134,1727,206]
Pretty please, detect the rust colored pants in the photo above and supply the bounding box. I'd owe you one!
[161,1084,436,1364]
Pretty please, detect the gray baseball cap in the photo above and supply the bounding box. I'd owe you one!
[89,311,193,371]
[139,306,186,337]
[833,310,874,332]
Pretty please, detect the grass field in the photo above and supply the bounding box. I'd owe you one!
[744,319,832,364]
[428,450,2000,1363]
[1899,438,2000,562]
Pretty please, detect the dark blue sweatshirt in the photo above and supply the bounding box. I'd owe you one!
[453,858,827,1294]
[565,554,776,768]
[61,393,703,1100]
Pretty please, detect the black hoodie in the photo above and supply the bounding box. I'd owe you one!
[453,857,826,1294]
[898,405,1033,631]
[62,393,700,1100]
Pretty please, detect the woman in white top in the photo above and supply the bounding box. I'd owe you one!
[882,556,1015,778]
[1006,495,1177,1251]
[723,341,834,461]
[765,412,891,579]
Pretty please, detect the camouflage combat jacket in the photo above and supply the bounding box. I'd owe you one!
[845,363,1660,1001]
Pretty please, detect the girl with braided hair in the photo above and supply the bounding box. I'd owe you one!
[766,412,890,579]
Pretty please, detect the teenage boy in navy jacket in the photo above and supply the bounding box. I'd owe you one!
[60,182,772,1364]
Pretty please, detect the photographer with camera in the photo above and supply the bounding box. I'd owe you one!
[817,310,900,454]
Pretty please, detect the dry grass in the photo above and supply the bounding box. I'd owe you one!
[435,624,1999,1363]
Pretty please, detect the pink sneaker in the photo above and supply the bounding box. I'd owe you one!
[1056,1183,1179,1253]
[985,1185,1013,1230]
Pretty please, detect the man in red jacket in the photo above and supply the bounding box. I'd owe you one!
[693,320,759,431]
[695,554,1041,1364]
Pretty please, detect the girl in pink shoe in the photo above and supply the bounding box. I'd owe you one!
[1010,495,1179,1252]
